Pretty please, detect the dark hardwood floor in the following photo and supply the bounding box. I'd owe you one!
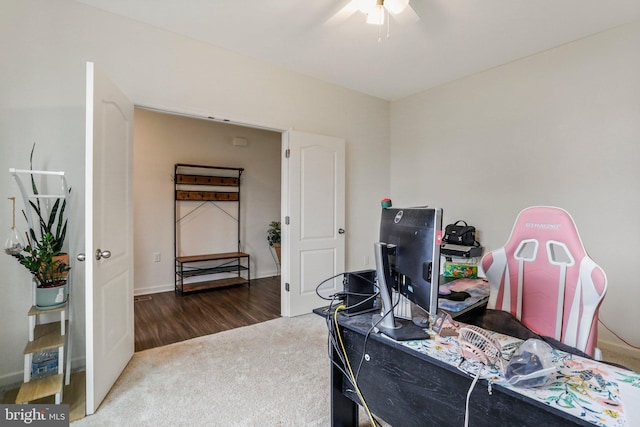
[134,276,281,352]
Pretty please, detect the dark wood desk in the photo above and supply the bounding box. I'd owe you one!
[329,312,635,427]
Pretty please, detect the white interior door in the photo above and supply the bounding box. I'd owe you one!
[281,130,345,317]
[84,62,135,414]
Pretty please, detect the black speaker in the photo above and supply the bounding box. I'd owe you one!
[343,270,377,315]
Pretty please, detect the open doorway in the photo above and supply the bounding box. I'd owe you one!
[131,108,282,351]
[133,276,281,351]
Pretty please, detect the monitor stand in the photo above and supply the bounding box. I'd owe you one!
[374,242,429,341]
[373,314,429,341]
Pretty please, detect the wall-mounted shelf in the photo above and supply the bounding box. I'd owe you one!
[174,164,250,295]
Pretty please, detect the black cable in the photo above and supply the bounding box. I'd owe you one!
[318,271,388,427]
[355,295,400,381]
[325,293,353,382]
[315,272,346,300]
[341,291,378,313]
[315,270,378,301]
[353,275,392,381]
[324,273,401,409]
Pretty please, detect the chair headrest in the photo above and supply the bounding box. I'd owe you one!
[505,206,587,261]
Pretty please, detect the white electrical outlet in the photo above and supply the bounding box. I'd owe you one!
[153,252,161,262]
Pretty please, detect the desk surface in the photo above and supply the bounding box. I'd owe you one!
[438,277,490,318]
[335,312,640,427]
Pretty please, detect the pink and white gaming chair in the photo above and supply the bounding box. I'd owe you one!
[481,206,607,358]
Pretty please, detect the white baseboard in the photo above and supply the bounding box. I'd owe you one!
[0,356,86,390]
[598,339,640,358]
[0,372,23,392]
[134,283,173,296]
[134,273,281,296]
[257,270,280,279]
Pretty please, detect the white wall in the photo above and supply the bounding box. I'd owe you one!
[7,0,635,391]
[133,109,282,294]
[0,0,389,386]
[390,20,640,350]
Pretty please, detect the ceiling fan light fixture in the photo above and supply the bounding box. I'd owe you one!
[383,0,410,15]
[366,5,385,25]
[355,0,378,14]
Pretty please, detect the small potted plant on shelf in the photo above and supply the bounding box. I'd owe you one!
[267,220,281,264]
[12,231,70,309]
[5,144,71,309]
[25,191,69,274]
[26,143,69,259]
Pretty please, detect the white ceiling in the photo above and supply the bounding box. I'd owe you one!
[76,0,640,101]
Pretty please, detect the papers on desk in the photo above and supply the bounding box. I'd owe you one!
[619,381,640,426]
[399,326,640,427]
[438,278,489,313]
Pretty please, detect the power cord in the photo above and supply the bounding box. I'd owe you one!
[457,360,496,427]
[464,369,482,427]
[323,290,375,380]
[355,298,400,382]
[599,318,640,350]
[319,272,385,426]
[315,272,347,300]
[333,304,378,427]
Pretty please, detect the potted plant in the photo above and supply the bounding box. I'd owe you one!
[267,220,281,263]
[12,231,70,309]
[26,143,69,258]
[6,144,71,309]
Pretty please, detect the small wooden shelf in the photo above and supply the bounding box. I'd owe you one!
[28,303,68,316]
[176,174,239,186]
[16,374,64,404]
[12,168,71,406]
[175,190,239,201]
[176,252,249,263]
[24,321,69,354]
[179,264,249,279]
[175,252,250,295]
[180,277,250,293]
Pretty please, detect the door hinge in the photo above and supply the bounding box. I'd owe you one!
[285,283,290,292]
[285,148,290,158]
[285,216,290,225]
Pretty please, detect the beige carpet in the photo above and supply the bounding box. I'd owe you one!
[72,314,331,426]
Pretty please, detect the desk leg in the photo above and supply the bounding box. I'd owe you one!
[330,341,358,427]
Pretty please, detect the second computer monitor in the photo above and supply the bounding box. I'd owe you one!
[379,207,443,316]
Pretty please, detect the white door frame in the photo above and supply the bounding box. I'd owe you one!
[128,106,346,316]
[81,91,347,411]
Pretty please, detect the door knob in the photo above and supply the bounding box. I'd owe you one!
[95,249,112,260]
[338,228,345,234]
[77,253,86,262]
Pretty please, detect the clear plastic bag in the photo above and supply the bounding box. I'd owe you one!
[504,338,556,388]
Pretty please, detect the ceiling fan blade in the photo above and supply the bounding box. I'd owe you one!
[391,4,420,25]
[406,0,428,20]
[325,1,359,26]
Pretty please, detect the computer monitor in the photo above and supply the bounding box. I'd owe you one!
[374,207,443,341]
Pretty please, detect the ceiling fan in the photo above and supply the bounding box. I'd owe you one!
[327,0,420,27]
